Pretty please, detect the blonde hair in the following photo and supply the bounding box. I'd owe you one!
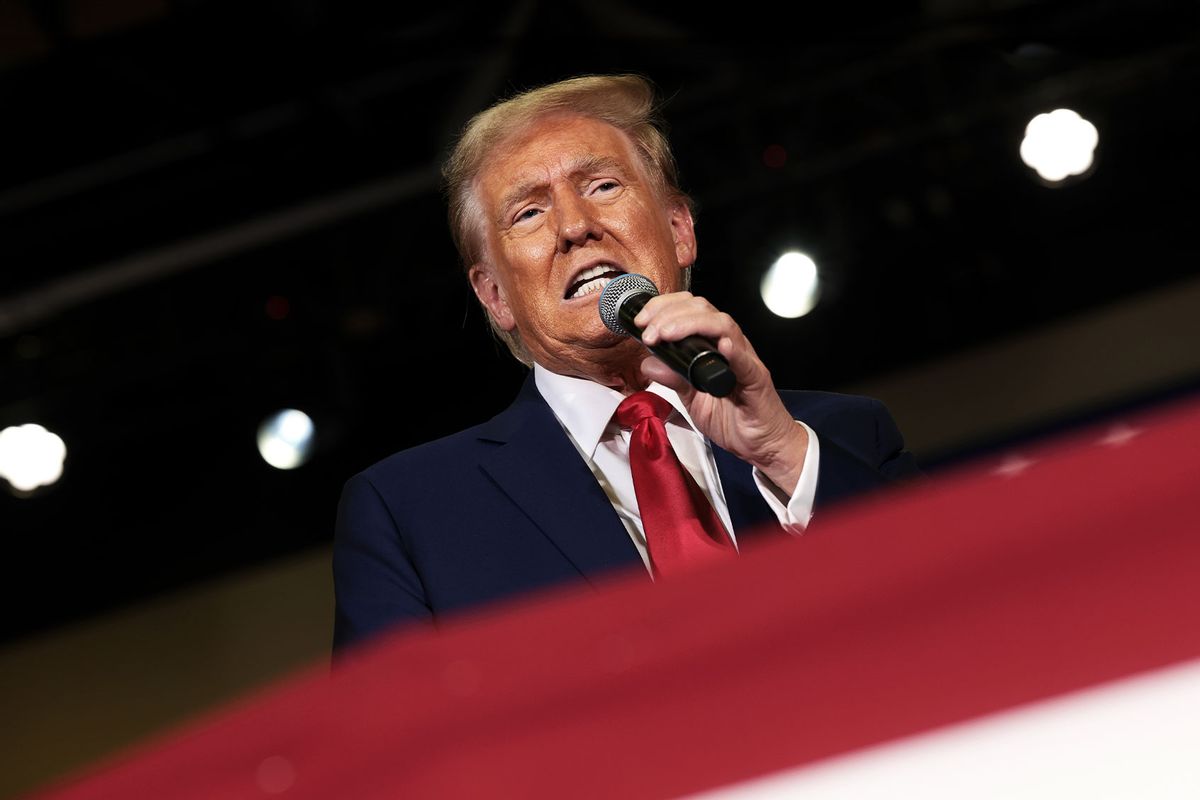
[442,74,693,365]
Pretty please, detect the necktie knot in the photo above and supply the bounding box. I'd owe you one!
[615,391,674,430]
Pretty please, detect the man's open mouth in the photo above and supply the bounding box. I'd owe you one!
[565,265,626,300]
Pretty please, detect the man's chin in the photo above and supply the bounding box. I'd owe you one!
[530,332,640,372]
[589,329,641,353]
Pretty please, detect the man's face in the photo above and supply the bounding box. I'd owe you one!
[469,113,696,379]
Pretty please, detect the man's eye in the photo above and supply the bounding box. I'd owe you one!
[515,207,541,223]
[593,180,619,193]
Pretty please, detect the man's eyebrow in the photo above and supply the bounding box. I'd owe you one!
[569,154,626,179]
[496,155,629,220]
[497,178,544,222]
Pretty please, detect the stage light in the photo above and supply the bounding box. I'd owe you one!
[256,409,315,470]
[761,251,820,318]
[0,423,66,493]
[1019,108,1098,183]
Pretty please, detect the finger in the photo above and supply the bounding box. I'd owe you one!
[655,310,735,343]
[652,313,768,390]
[636,297,772,389]
[632,292,695,327]
[717,332,771,388]
[637,294,726,336]
[640,301,729,348]
[639,355,695,400]
[633,292,701,340]
[646,309,745,363]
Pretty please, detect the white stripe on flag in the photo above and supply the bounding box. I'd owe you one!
[694,657,1200,799]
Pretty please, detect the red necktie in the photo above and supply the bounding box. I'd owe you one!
[615,391,736,578]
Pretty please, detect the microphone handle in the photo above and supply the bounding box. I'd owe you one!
[617,293,736,398]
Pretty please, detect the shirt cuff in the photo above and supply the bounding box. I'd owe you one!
[751,420,820,534]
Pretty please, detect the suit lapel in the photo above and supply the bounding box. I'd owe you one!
[476,376,645,583]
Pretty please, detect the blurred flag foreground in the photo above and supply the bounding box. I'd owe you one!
[33,395,1200,799]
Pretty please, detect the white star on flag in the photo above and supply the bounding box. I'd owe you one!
[992,453,1036,478]
[1097,423,1140,447]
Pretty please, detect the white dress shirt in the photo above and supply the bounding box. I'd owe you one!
[533,364,821,573]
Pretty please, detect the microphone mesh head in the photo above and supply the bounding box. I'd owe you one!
[598,273,658,336]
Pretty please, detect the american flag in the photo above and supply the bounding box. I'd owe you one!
[32,396,1200,799]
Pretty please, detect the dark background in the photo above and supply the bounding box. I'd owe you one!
[2,0,1198,646]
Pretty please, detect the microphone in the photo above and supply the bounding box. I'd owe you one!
[598,273,736,397]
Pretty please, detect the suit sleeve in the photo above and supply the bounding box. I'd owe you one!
[813,397,922,508]
[869,397,923,481]
[332,472,432,652]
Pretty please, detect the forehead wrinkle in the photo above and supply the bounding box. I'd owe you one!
[495,153,631,222]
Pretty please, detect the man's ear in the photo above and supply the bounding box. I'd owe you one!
[468,264,516,331]
[668,202,697,269]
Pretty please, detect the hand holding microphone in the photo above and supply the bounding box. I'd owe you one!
[598,273,812,494]
[598,274,736,397]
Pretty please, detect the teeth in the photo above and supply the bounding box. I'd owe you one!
[567,264,622,299]
[570,276,614,299]
[575,264,612,283]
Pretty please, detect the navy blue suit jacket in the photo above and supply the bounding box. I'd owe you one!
[333,375,919,650]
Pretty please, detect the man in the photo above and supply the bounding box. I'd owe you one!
[333,74,919,650]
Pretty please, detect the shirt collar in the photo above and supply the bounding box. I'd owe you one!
[533,363,699,458]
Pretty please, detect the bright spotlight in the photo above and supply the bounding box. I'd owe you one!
[0,423,67,493]
[1019,108,1099,183]
[761,251,821,318]
[257,409,315,470]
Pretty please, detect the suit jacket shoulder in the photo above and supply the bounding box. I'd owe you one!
[333,376,643,648]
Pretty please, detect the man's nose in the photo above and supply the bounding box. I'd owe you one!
[556,192,602,253]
